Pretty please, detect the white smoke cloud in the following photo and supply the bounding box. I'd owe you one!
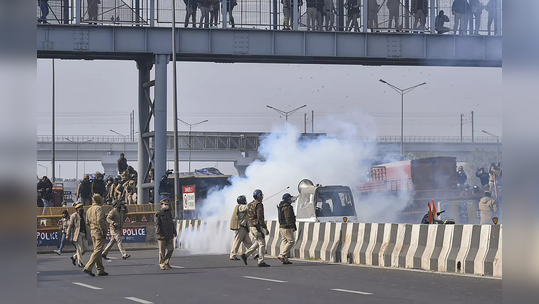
[179,111,415,254]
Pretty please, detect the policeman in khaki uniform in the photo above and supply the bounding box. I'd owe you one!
[83,194,108,277]
[229,195,253,260]
[241,189,270,267]
[102,200,130,260]
[66,203,89,267]
[478,190,499,224]
[277,193,296,264]
[155,198,177,270]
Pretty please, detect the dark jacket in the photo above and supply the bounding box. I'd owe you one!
[278,201,297,229]
[476,171,489,186]
[306,0,316,8]
[184,0,198,8]
[155,209,177,240]
[117,156,128,173]
[37,179,53,201]
[78,180,92,198]
[456,171,467,185]
[452,0,470,14]
[159,178,171,195]
[92,178,107,197]
[247,200,267,230]
[421,213,444,224]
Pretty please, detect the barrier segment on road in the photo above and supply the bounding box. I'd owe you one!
[175,220,502,277]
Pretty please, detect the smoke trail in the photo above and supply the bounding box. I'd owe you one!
[180,112,415,253]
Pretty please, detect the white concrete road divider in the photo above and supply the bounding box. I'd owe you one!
[176,220,502,278]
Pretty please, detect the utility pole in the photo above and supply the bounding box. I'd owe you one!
[471,111,474,142]
[460,114,463,142]
[311,110,314,133]
[178,119,208,173]
[304,113,307,133]
[52,59,56,182]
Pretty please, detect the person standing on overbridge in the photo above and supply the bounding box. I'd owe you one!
[229,195,254,261]
[277,193,296,265]
[66,203,89,267]
[241,189,270,267]
[156,198,177,270]
[102,200,130,260]
[83,194,108,277]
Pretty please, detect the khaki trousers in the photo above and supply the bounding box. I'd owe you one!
[279,228,295,260]
[244,227,266,264]
[158,239,174,267]
[102,229,127,257]
[84,235,105,273]
[72,233,88,265]
[230,226,253,258]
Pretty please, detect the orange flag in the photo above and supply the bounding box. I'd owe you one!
[432,199,437,218]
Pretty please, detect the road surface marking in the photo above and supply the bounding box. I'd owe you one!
[243,276,287,283]
[72,282,102,290]
[169,265,184,269]
[124,297,154,304]
[331,288,373,295]
[37,272,40,274]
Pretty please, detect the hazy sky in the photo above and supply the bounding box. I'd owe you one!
[36,60,502,177]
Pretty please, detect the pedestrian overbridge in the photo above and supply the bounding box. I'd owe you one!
[37,24,501,67]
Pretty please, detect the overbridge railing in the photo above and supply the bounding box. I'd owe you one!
[37,0,502,35]
[38,134,502,146]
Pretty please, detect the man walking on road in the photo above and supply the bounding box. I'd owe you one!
[156,198,177,270]
[277,193,296,264]
[83,194,108,277]
[66,203,89,267]
[229,195,253,260]
[241,189,270,267]
[102,200,130,260]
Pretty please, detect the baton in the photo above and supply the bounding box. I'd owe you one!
[264,186,290,201]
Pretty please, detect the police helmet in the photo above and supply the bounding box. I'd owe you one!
[253,189,263,199]
[112,200,122,207]
[282,193,292,201]
[237,195,247,204]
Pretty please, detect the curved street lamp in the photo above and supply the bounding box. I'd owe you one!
[178,119,209,172]
[379,79,426,156]
[266,104,307,122]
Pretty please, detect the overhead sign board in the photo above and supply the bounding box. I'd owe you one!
[183,185,196,211]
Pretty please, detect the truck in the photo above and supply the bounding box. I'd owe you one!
[292,179,358,223]
[355,156,482,222]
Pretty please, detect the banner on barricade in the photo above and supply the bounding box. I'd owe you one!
[106,227,147,243]
[37,230,59,247]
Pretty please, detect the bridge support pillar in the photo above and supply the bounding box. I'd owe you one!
[153,54,169,208]
[137,59,153,205]
[234,156,255,177]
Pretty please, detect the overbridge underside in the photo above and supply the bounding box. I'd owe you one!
[37,25,502,67]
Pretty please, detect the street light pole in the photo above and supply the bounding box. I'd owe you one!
[178,119,208,173]
[266,104,307,122]
[482,130,500,164]
[65,138,91,181]
[110,129,128,153]
[379,79,426,156]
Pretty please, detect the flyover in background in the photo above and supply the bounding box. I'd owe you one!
[37,133,501,177]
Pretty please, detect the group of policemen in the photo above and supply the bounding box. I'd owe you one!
[55,194,129,276]
[229,189,297,267]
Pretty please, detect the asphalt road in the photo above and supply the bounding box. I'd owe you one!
[37,249,501,304]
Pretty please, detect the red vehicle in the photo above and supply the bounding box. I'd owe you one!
[356,157,468,213]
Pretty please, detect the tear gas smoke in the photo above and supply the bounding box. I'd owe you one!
[180,112,413,254]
